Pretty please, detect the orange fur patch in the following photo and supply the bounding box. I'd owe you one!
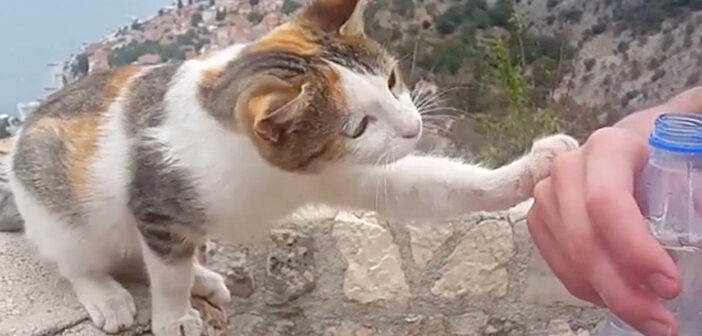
[251,24,320,56]
[37,66,142,196]
[200,68,224,88]
[107,66,142,101]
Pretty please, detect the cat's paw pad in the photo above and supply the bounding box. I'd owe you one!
[79,286,136,333]
[526,134,579,186]
[530,134,579,158]
[193,267,231,306]
[152,314,203,336]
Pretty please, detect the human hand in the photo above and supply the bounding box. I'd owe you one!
[527,127,682,336]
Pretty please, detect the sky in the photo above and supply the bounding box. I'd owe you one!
[0,0,171,116]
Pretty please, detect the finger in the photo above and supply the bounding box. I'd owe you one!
[548,149,602,277]
[584,128,681,299]
[526,204,602,305]
[590,256,678,336]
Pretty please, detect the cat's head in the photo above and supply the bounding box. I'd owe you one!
[235,0,421,173]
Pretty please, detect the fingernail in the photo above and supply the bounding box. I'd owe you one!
[648,273,679,298]
[641,320,671,336]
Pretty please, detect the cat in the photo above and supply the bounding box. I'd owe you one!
[8,0,578,335]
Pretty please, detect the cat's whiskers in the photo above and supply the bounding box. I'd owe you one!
[412,86,472,112]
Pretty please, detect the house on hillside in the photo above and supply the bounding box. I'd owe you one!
[88,49,110,73]
[136,54,162,65]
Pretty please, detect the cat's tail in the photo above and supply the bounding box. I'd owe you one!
[0,137,23,232]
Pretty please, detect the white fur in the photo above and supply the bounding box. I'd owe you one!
[10,41,578,335]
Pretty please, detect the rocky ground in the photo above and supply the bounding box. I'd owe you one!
[0,201,607,336]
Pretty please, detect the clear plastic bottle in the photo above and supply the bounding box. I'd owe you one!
[597,113,702,335]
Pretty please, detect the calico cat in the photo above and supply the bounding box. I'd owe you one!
[8,0,578,334]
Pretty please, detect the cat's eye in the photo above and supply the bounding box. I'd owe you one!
[388,71,397,91]
[347,116,371,139]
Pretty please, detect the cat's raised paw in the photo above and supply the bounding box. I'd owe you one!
[152,313,203,336]
[530,134,579,158]
[527,134,579,184]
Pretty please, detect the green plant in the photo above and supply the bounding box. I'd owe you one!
[474,38,562,166]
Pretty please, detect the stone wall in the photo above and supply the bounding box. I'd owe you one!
[204,202,605,336]
[0,200,607,336]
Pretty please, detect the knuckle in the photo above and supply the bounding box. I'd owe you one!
[585,186,615,218]
[550,155,565,177]
[565,236,594,266]
[586,127,620,147]
[549,151,578,185]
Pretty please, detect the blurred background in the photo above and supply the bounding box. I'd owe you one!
[3,0,702,164]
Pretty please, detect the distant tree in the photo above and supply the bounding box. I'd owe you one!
[247,11,263,24]
[249,0,259,6]
[72,53,90,77]
[584,58,596,72]
[281,0,302,15]
[487,0,514,28]
[177,0,183,9]
[216,7,227,20]
[191,12,203,27]
[435,5,464,35]
[158,9,165,16]
[188,0,193,5]
[590,22,607,35]
[209,0,215,6]
[562,7,582,23]
[393,0,414,16]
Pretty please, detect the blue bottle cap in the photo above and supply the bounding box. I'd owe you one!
[649,113,702,154]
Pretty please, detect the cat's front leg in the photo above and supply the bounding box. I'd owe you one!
[140,239,203,336]
[319,134,578,220]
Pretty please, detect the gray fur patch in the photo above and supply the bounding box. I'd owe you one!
[124,63,181,137]
[11,71,117,220]
[199,50,315,126]
[12,128,79,220]
[128,141,207,261]
[125,64,207,261]
[23,71,113,125]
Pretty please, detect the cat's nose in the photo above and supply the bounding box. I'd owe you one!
[400,118,422,139]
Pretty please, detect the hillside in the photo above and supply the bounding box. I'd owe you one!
[60,0,702,165]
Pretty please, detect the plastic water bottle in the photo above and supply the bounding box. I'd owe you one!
[597,113,702,335]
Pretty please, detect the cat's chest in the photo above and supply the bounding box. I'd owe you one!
[195,165,310,243]
[171,136,312,242]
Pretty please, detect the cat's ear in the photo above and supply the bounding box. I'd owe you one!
[239,76,311,143]
[299,0,366,36]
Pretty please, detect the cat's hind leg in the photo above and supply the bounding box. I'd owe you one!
[60,268,137,333]
[10,182,137,333]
